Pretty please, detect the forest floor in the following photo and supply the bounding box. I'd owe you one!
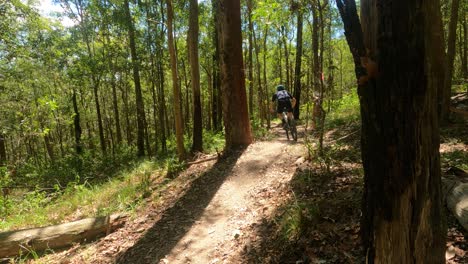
[34,113,467,263]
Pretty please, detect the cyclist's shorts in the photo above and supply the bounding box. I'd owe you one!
[277,100,292,114]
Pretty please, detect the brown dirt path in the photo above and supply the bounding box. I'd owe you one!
[43,126,304,264]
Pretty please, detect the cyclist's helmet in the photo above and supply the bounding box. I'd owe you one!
[276,85,285,91]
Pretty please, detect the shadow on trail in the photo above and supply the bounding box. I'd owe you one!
[240,166,364,263]
[115,148,245,264]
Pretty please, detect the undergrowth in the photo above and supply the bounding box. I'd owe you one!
[0,132,225,232]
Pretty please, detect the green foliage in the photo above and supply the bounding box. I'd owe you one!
[0,158,168,231]
[276,198,319,241]
[14,147,137,188]
[441,149,468,171]
[203,130,225,153]
[251,118,271,140]
[326,91,360,129]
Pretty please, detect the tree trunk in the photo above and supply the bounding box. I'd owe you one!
[0,133,6,166]
[462,15,468,81]
[124,0,146,157]
[167,0,186,161]
[337,0,446,262]
[110,58,122,145]
[281,26,291,90]
[262,25,270,129]
[247,0,254,116]
[0,214,125,258]
[293,9,303,120]
[189,0,203,153]
[93,81,106,154]
[311,2,321,130]
[212,0,222,132]
[218,0,253,149]
[441,0,460,122]
[253,30,264,125]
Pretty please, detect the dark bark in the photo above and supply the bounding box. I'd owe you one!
[124,0,146,157]
[218,0,253,149]
[189,0,203,153]
[72,89,83,155]
[293,9,303,120]
[0,133,6,166]
[337,0,446,262]
[462,15,468,80]
[93,81,106,154]
[441,0,460,122]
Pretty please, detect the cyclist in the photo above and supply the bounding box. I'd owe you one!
[270,84,296,128]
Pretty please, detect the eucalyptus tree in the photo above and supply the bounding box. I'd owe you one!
[123,0,146,157]
[218,0,253,148]
[167,0,186,161]
[292,1,304,120]
[59,0,107,154]
[338,0,446,261]
[188,0,203,153]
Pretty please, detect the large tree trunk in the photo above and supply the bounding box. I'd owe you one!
[189,0,203,153]
[337,0,446,262]
[441,0,460,122]
[218,0,253,149]
[167,0,186,161]
[293,9,303,120]
[124,0,146,157]
[0,215,125,258]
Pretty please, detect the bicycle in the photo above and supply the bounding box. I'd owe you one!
[281,108,297,141]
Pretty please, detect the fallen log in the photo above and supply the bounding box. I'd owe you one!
[443,176,468,232]
[0,214,126,258]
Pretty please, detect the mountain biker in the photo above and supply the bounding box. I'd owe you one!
[270,85,296,128]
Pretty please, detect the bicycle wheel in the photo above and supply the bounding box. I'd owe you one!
[289,118,298,141]
[282,113,290,140]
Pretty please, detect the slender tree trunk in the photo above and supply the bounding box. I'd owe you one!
[337,0,446,262]
[293,9,303,120]
[0,133,7,166]
[247,0,254,116]
[253,31,264,125]
[281,26,291,90]
[110,59,122,145]
[158,1,167,153]
[124,0,146,157]
[262,25,270,129]
[218,0,253,149]
[167,0,186,161]
[311,1,321,130]
[462,15,468,81]
[441,0,460,122]
[189,0,203,153]
[212,0,222,132]
[92,80,106,154]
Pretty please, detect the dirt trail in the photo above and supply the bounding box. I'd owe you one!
[46,127,303,264]
[161,139,302,264]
